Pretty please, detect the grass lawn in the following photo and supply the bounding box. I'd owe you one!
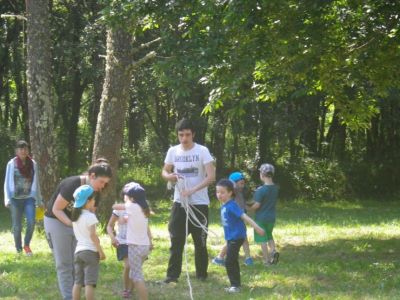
[1,199,400,299]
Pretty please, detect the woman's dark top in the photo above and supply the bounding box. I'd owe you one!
[45,176,82,219]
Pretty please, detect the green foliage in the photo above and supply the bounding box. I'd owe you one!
[279,156,348,201]
[0,126,17,192]
[2,0,400,203]
[118,145,165,201]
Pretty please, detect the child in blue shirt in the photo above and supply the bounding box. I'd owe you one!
[216,179,265,293]
[212,172,254,266]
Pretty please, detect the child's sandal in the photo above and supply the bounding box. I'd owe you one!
[122,290,131,298]
[271,251,280,265]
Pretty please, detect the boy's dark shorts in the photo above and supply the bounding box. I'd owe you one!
[74,250,99,287]
[117,244,128,261]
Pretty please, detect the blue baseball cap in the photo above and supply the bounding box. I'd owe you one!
[122,182,149,209]
[73,185,94,208]
[229,172,245,182]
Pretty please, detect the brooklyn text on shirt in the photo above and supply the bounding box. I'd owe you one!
[174,154,200,162]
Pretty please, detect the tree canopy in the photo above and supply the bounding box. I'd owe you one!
[1,0,400,215]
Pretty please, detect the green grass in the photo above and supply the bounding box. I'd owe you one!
[1,199,400,299]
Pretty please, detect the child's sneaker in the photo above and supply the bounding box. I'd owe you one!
[211,257,225,266]
[270,251,280,265]
[224,286,241,293]
[23,245,33,257]
[244,257,254,266]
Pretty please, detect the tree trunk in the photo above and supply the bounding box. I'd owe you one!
[325,108,347,160]
[256,102,272,168]
[211,111,226,179]
[230,119,239,169]
[25,0,59,202]
[92,27,133,220]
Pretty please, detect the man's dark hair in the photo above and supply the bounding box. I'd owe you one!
[176,118,195,133]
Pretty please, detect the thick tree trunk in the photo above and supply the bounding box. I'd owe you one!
[25,0,59,203]
[66,4,86,171]
[92,27,133,219]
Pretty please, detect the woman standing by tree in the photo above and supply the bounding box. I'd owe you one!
[44,161,112,300]
[3,140,42,256]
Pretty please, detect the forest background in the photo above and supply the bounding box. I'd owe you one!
[1,0,400,219]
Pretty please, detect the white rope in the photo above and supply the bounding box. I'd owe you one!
[174,177,218,300]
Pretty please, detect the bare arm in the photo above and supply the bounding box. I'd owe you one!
[112,203,126,210]
[246,201,260,212]
[161,163,180,182]
[147,225,153,250]
[241,213,265,236]
[106,214,119,247]
[52,195,73,226]
[181,162,216,197]
[89,224,106,260]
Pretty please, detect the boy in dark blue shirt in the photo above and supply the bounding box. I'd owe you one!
[216,179,264,293]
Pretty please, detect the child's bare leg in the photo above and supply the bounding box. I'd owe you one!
[217,244,227,259]
[84,285,95,300]
[267,239,276,254]
[72,284,81,300]
[133,280,148,300]
[268,239,279,264]
[261,242,269,264]
[242,237,251,259]
[123,257,132,291]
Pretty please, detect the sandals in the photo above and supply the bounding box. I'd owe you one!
[122,290,131,298]
[270,251,280,265]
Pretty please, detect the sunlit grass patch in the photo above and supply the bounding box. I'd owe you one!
[1,199,400,299]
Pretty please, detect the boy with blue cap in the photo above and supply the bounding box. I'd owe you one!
[71,185,106,300]
[212,171,254,266]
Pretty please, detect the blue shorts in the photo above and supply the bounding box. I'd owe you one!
[117,244,128,261]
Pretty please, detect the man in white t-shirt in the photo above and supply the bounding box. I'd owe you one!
[161,119,216,283]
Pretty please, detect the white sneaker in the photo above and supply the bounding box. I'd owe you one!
[224,286,240,293]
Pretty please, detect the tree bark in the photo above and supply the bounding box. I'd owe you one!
[211,111,226,179]
[25,0,59,203]
[92,27,133,219]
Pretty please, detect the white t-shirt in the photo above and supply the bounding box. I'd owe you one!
[73,210,99,253]
[125,202,150,246]
[113,209,128,244]
[164,143,214,205]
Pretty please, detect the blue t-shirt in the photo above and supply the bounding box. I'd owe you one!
[254,184,279,222]
[220,199,246,241]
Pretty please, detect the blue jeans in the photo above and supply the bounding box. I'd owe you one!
[9,197,36,252]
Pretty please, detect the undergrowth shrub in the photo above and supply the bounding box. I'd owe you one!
[278,157,348,200]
